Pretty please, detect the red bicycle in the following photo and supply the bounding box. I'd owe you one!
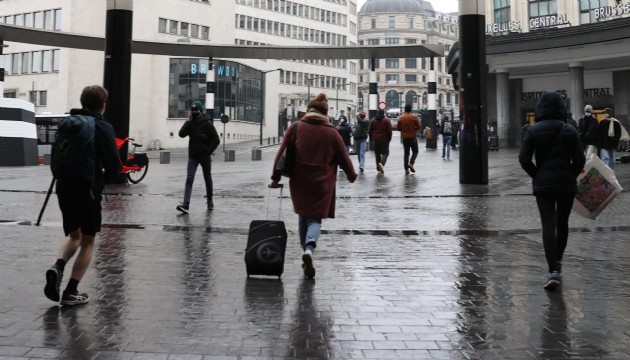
[116,137,149,184]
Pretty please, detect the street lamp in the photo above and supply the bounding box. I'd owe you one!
[260,68,282,145]
[306,75,325,102]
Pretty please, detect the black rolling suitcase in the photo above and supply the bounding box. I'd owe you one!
[244,185,287,278]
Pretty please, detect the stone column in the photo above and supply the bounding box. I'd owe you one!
[613,70,630,126]
[496,69,509,148]
[458,0,488,184]
[569,63,584,122]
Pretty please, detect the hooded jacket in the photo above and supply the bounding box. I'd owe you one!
[519,91,585,194]
[336,121,352,145]
[179,113,221,160]
[368,112,392,143]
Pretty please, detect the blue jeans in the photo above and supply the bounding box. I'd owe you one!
[442,136,452,158]
[183,156,213,206]
[298,215,321,251]
[356,139,368,169]
[600,148,616,171]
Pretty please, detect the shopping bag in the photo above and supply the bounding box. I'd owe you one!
[573,154,623,219]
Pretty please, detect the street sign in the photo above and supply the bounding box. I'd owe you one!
[220,114,230,124]
[378,101,387,110]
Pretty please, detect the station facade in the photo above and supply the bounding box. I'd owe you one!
[448,0,630,147]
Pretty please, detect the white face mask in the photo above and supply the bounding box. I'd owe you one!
[585,112,591,116]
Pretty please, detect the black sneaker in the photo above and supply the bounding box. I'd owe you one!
[207,200,214,211]
[44,265,62,302]
[60,290,89,306]
[176,203,189,214]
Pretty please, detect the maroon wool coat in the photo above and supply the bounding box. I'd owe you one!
[271,112,357,219]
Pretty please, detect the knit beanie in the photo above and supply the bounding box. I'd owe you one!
[584,104,593,112]
[191,100,204,110]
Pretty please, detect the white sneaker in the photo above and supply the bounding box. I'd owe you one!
[302,249,316,279]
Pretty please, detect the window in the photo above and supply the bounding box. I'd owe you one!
[406,38,417,44]
[42,50,51,72]
[385,74,399,83]
[494,0,511,34]
[368,38,379,45]
[52,49,60,72]
[158,18,167,32]
[385,38,399,45]
[44,10,53,30]
[580,0,608,24]
[39,91,48,106]
[528,0,557,19]
[32,51,41,73]
[2,55,10,75]
[389,16,395,28]
[30,91,37,104]
[34,11,43,28]
[371,18,376,29]
[405,58,417,68]
[405,74,417,82]
[22,52,30,74]
[12,53,19,74]
[385,58,399,68]
[201,26,209,39]
[54,9,62,30]
[24,13,33,27]
[409,17,414,28]
[14,14,23,27]
[169,20,178,34]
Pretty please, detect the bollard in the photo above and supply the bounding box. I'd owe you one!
[224,149,235,162]
[273,137,276,144]
[252,149,262,161]
[159,151,170,164]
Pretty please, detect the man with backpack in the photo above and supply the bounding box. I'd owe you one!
[441,115,453,160]
[176,100,221,214]
[44,85,120,306]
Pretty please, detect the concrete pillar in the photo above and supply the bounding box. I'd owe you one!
[368,58,378,120]
[427,57,437,149]
[569,63,584,122]
[0,40,5,98]
[496,69,509,148]
[458,0,488,185]
[613,70,630,126]
[104,0,133,183]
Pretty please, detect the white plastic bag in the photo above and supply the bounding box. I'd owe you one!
[573,154,623,219]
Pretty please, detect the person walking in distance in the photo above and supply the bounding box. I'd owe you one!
[176,100,221,213]
[396,104,421,174]
[596,108,622,171]
[353,112,369,172]
[368,109,392,175]
[519,91,585,291]
[336,117,353,154]
[441,115,453,160]
[577,105,598,156]
[44,85,120,306]
[270,93,357,279]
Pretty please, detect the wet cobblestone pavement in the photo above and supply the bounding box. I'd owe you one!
[1,136,630,359]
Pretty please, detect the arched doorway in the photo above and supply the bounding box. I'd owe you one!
[405,90,418,111]
[385,90,400,110]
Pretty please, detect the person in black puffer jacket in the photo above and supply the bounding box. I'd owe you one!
[519,91,585,291]
[176,100,221,213]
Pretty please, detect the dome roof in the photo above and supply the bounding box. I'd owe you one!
[359,0,434,15]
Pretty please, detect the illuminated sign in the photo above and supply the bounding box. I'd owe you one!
[486,21,522,34]
[529,14,569,30]
[595,3,630,19]
[521,88,611,102]
[190,62,238,79]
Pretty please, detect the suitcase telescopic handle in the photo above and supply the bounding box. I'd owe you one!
[266,184,283,220]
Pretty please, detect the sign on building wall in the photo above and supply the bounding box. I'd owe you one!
[520,88,612,102]
[529,14,570,30]
[595,3,630,20]
[486,21,522,34]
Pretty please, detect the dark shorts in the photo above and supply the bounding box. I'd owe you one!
[56,178,102,236]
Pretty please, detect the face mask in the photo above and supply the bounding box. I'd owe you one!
[585,112,591,116]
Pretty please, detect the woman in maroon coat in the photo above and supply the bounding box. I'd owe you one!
[270,93,357,279]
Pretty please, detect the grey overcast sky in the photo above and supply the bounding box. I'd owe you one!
[356,0,459,14]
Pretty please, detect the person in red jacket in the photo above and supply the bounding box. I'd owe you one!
[270,93,357,279]
[368,110,393,175]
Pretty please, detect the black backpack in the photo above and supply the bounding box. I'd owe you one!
[51,114,97,183]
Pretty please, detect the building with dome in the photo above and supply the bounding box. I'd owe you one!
[357,0,458,117]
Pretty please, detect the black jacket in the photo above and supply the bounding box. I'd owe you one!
[179,113,220,160]
[519,92,585,195]
[336,122,352,145]
[596,118,621,150]
[577,114,598,146]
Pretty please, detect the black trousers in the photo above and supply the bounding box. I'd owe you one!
[535,192,574,273]
[373,141,389,167]
[402,138,418,169]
